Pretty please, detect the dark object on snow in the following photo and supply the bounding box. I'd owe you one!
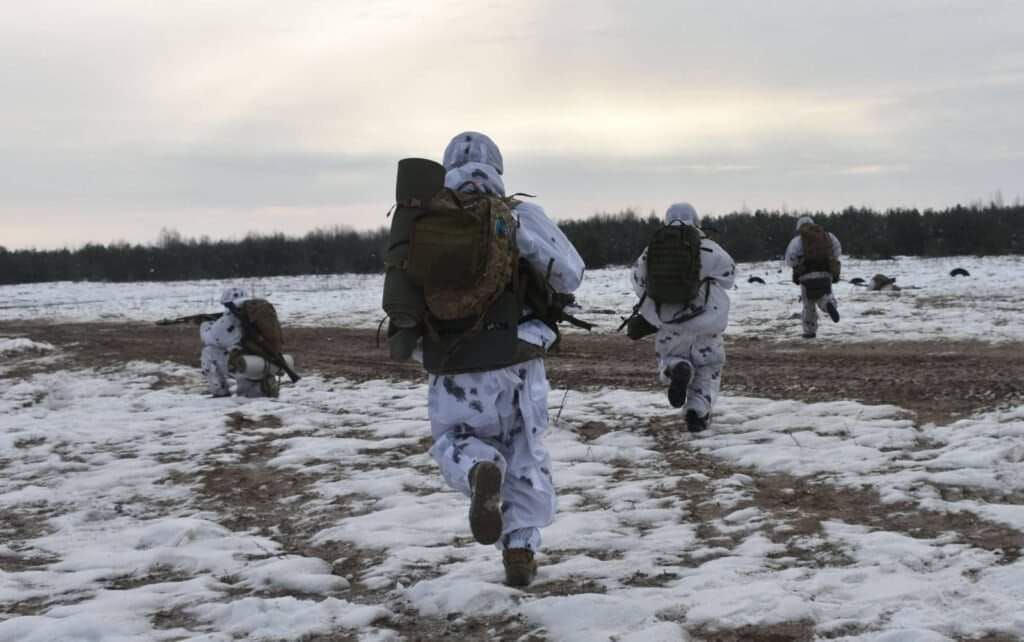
[849,277,866,286]
[747,276,766,284]
[869,274,899,292]
[950,268,970,277]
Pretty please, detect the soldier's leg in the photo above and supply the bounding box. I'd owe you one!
[655,329,696,408]
[685,335,725,420]
[800,285,819,337]
[200,346,231,397]
[497,360,556,551]
[234,377,263,398]
[817,292,840,322]
[428,368,534,546]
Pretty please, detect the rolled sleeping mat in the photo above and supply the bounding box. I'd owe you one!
[395,157,446,203]
[382,158,446,328]
[229,354,296,380]
[388,326,420,361]
[382,269,423,329]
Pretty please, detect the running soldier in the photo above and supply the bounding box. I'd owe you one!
[785,216,842,338]
[626,203,736,433]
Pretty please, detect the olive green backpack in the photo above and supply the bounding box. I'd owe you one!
[646,223,703,306]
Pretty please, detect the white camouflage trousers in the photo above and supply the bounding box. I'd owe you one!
[200,346,263,398]
[800,279,838,337]
[427,358,555,552]
[199,316,264,398]
[655,330,725,419]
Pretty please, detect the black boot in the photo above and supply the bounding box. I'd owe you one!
[667,361,693,409]
[826,302,840,323]
[685,409,710,433]
[468,462,503,545]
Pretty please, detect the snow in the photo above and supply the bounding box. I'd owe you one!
[1,340,1022,640]
[1,256,1023,639]
[0,338,54,356]
[1,254,1021,342]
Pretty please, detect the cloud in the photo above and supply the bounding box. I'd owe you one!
[1,1,1022,248]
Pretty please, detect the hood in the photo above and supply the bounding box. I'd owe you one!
[442,131,504,175]
[444,162,506,197]
[220,286,249,307]
[665,202,700,228]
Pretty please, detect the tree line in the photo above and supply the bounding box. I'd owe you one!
[564,202,1024,266]
[1,203,1021,285]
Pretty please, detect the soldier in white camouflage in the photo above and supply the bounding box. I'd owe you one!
[785,216,843,338]
[424,131,585,587]
[629,203,736,433]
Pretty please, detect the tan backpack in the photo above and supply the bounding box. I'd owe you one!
[798,223,841,281]
[237,299,284,354]
[406,189,519,322]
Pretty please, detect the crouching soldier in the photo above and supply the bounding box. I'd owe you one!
[195,287,297,397]
[381,132,586,587]
[625,203,736,433]
[785,216,842,339]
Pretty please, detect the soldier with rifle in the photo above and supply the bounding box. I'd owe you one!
[157,286,298,398]
[381,132,588,587]
[623,202,736,433]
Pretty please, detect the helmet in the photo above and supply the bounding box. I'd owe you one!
[443,162,506,197]
[220,286,249,307]
[442,131,504,175]
[795,215,815,232]
[665,202,700,228]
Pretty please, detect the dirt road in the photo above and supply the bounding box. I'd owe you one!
[3,321,1020,425]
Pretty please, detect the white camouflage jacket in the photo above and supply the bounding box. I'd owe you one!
[630,234,736,336]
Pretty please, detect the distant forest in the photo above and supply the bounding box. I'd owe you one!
[1,203,1021,285]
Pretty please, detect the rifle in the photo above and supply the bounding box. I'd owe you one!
[155,312,223,326]
[224,302,301,383]
[520,259,596,335]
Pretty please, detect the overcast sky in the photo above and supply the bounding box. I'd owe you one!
[2,0,1022,249]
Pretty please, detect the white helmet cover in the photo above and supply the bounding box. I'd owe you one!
[220,286,249,307]
[795,215,815,232]
[665,202,700,228]
[442,131,504,175]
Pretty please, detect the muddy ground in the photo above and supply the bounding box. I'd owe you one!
[2,321,1021,426]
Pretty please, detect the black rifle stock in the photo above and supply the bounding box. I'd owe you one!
[155,312,223,326]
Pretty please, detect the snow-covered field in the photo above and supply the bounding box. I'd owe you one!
[2,257,1023,640]
[1,255,1021,342]
[1,343,1023,640]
